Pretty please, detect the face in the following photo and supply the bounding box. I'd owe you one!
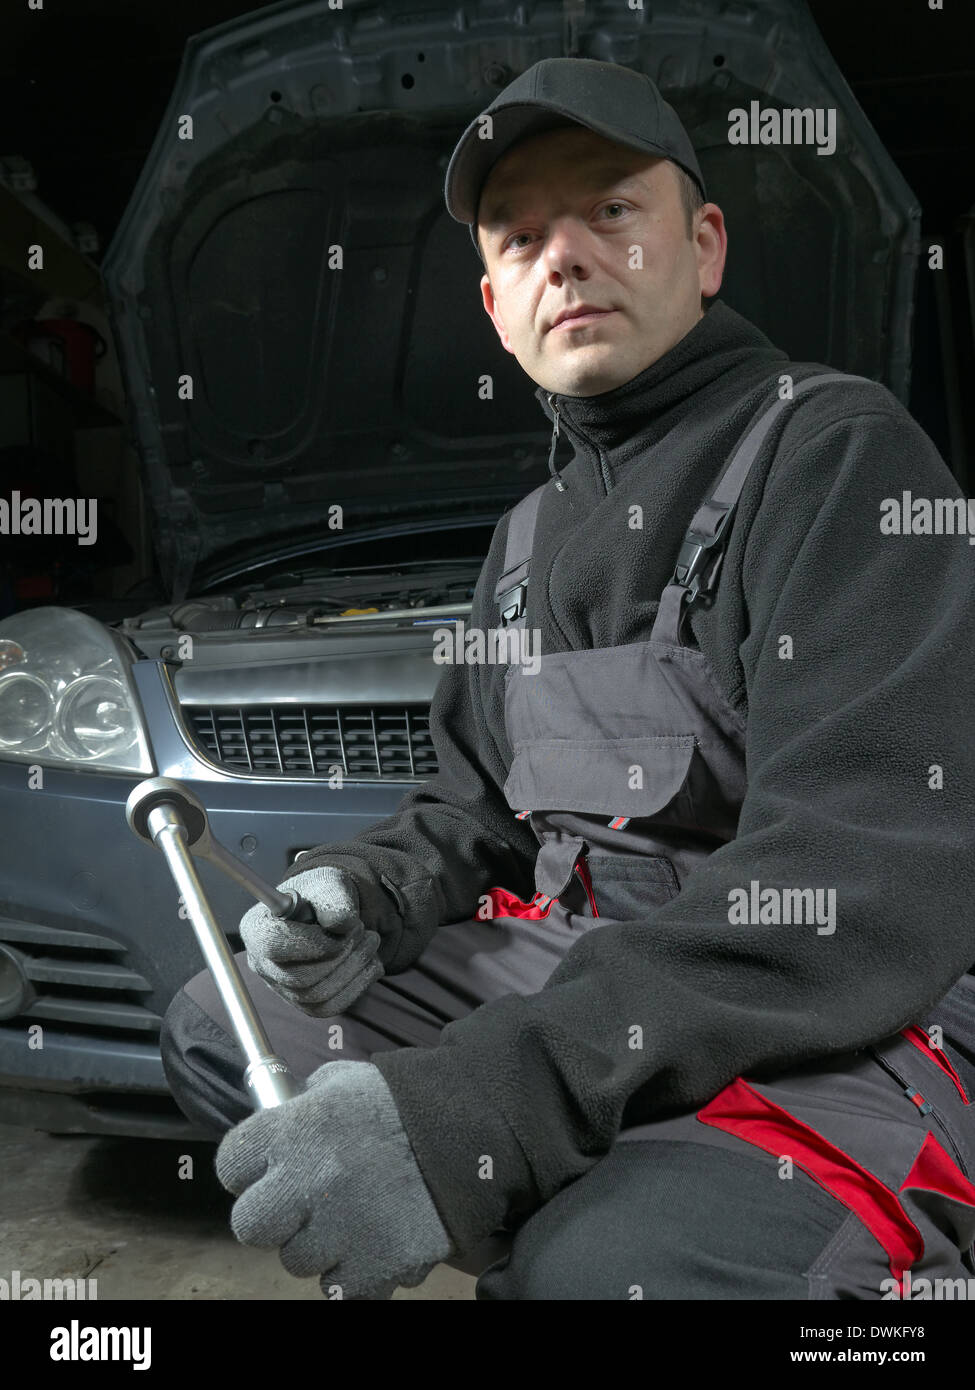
[477,125,727,397]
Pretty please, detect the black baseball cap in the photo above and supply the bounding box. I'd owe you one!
[445,57,707,262]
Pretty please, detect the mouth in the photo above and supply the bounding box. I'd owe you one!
[549,306,616,332]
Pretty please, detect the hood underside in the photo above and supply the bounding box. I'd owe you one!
[101,0,920,601]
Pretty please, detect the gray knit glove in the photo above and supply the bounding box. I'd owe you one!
[238,866,384,1016]
[214,1060,454,1299]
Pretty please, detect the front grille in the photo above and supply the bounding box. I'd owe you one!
[183,704,439,779]
[0,919,160,1034]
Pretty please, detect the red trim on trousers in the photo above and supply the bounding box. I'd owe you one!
[698,1075,924,1285]
[900,1025,970,1104]
[899,1129,975,1207]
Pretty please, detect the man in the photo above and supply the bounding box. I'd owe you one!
[160,58,975,1300]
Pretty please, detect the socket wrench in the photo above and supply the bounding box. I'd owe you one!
[126,776,308,1108]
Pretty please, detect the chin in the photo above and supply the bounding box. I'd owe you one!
[556,370,632,398]
[544,350,636,399]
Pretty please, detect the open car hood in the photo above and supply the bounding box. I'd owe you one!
[102,0,920,601]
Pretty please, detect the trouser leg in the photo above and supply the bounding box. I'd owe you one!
[160,907,592,1137]
[161,912,975,1301]
[476,1007,975,1300]
[474,1136,852,1300]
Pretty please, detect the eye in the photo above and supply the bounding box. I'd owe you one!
[601,202,628,219]
[502,231,533,253]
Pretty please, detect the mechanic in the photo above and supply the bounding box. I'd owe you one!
[159,58,975,1300]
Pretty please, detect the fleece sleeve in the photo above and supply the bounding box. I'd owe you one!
[371,400,975,1255]
[290,515,539,975]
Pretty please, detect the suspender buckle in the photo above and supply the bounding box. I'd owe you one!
[672,507,734,604]
[498,581,528,627]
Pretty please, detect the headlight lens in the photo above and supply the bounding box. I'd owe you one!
[0,608,154,773]
[0,672,55,748]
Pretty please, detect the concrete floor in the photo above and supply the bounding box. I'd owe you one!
[0,1122,477,1300]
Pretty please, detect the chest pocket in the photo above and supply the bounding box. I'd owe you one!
[503,734,696,922]
[503,735,698,827]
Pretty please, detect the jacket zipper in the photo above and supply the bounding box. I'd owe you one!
[546,391,612,495]
[546,393,565,492]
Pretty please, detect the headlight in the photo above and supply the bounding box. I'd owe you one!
[0,608,154,774]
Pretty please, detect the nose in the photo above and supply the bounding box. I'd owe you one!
[543,217,593,281]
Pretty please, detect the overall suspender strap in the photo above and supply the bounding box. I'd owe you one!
[494,483,546,628]
[669,371,877,606]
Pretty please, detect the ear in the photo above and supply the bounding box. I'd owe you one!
[480,273,515,355]
[695,204,728,300]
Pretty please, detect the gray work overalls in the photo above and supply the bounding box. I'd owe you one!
[162,372,975,1299]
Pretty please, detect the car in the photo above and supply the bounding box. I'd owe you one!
[0,0,964,1138]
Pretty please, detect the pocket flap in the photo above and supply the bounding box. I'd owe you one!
[503,736,695,817]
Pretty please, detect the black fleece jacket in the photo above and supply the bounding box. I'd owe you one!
[294,299,975,1256]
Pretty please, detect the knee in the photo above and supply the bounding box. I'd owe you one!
[476,1179,650,1300]
[159,984,251,1137]
[476,1210,642,1301]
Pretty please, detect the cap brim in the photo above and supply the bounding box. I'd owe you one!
[445,101,685,227]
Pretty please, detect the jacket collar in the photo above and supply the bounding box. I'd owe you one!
[533,299,788,494]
